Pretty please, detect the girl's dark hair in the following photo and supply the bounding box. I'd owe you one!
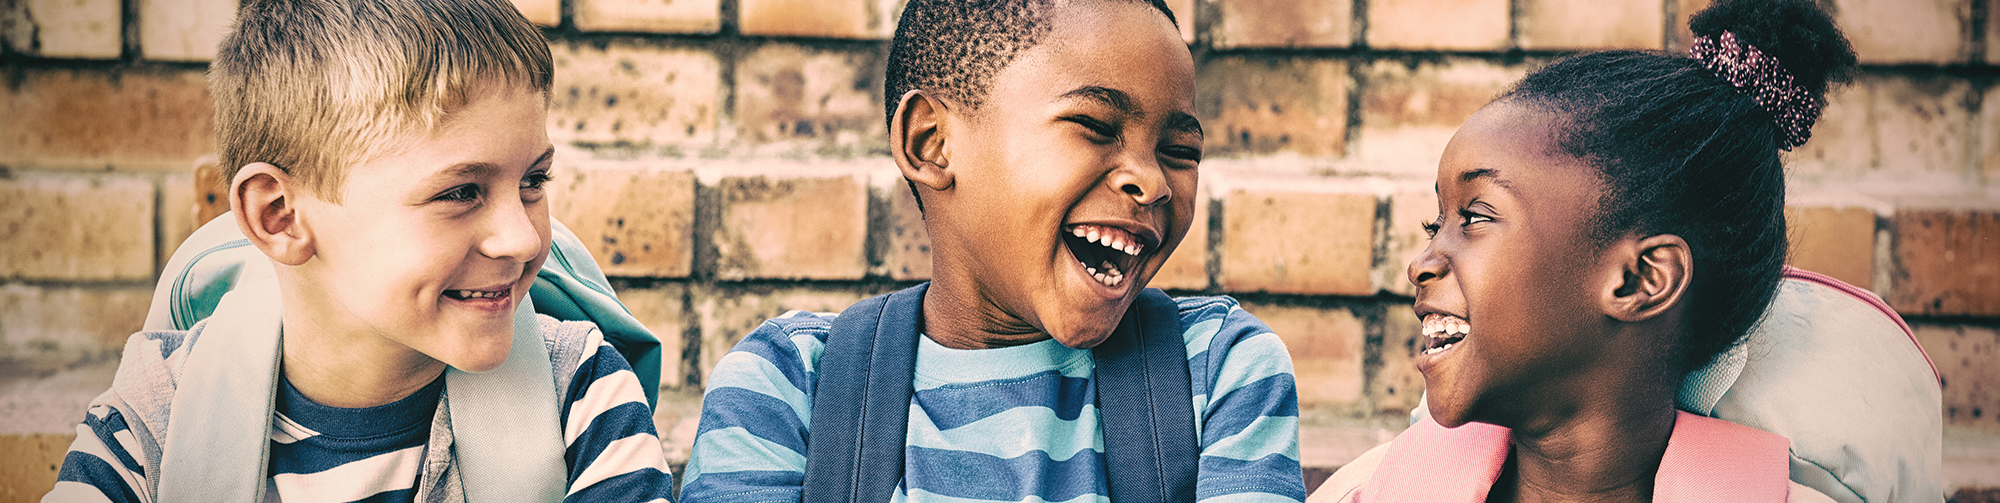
[1498,0,1856,370]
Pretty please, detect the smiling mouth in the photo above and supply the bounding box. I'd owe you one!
[1421,313,1471,355]
[444,288,510,300]
[1062,224,1148,288]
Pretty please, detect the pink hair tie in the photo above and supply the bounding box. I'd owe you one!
[1690,31,1818,150]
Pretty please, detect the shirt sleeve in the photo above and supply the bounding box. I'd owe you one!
[1185,299,1306,502]
[45,405,150,503]
[560,326,676,503]
[678,314,828,503]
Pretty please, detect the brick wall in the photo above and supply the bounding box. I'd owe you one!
[4,0,1999,494]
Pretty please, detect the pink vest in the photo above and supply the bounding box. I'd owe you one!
[1353,411,1792,502]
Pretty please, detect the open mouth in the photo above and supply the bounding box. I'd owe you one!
[444,288,510,301]
[1420,314,1470,355]
[1061,224,1150,288]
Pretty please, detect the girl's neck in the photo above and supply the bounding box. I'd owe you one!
[1490,373,1682,503]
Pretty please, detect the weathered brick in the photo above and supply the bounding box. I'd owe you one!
[138,0,234,61]
[734,44,885,156]
[0,434,73,502]
[1196,57,1349,158]
[0,68,215,172]
[1778,74,1974,194]
[160,173,198,271]
[692,285,872,382]
[739,0,899,39]
[870,173,933,281]
[1371,304,1426,414]
[1983,85,2000,183]
[1220,189,1375,295]
[1519,0,1662,50]
[1213,0,1351,49]
[1366,0,1508,51]
[1915,323,2000,432]
[0,360,116,434]
[1832,0,1968,65]
[707,172,870,280]
[616,284,688,389]
[6,0,121,58]
[0,284,151,365]
[1889,209,2000,317]
[1355,58,1523,180]
[548,41,721,151]
[573,0,721,34]
[509,0,559,26]
[0,175,156,281]
[1243,302,1364,409]
[1149,188,1210,291]
[193,155,228,226]
[1375,189,1438,297]
[1786,206,1876,291]
[549,164,696,278]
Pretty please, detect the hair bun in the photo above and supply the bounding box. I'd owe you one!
[1688,0,1858,149]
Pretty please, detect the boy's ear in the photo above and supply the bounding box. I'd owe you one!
[231,162,316,266]
[1602,234,1693,323]
[891,89,953,192]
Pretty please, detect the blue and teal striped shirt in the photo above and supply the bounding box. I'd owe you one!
[681,295,1304,502]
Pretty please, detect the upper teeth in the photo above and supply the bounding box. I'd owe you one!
[1422,314,1471,337]
[454,290,504,299]
[1070,225,1144,256]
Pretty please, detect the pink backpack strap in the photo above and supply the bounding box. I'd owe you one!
[1359,417,1511,502]
[1654,412,1792,502]
[1780,266,1938,382]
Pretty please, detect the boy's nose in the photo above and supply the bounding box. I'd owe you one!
[479,200,545,263]
[1109,154,1170,206]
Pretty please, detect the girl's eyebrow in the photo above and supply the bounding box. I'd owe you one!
[1458,168,1515,192]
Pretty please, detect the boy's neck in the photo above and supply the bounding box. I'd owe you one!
[921,276,1052,350]
[278,286,448,409]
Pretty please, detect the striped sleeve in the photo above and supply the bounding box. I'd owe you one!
[1182,298,1306,502]
[678,312,829,503]
[46,405,150,503]
[560,326,675,503]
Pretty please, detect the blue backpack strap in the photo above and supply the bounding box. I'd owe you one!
[1094,288,1198,503]
[802,282,928,502]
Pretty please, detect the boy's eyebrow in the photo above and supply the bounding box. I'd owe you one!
[1059,86,1138,115]
[434,147,556,181]
[1166,112,1203,137]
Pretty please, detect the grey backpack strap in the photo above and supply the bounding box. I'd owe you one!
[1093,288,1198,503]
[802,283,928,502]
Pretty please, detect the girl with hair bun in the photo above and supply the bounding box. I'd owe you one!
[1309,0,1857,501]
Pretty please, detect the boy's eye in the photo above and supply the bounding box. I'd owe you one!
[1160,145,1203,164]
[521,172,552,191]
[436,184,481,203]
[1063,116,1118,143]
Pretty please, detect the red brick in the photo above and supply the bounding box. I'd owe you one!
[739,0,897,39]
[548,41,721,150]
[1833,0,1969,65]
[1213,0,1351,49]
[0,68,215,172]
[1355,59,1524,180]
[1371,304,1427,414]
[871,173,933,281]
[1983,85,2000,183]
[1914,323,2000,432]
[1366,0,1509,51]
[1196,57,1349,158]
[0,284,152,363]
[1149,188,1210,291]
[0,434,73,503]
[1787,74,1974,194]
[0,174,156,281]
[139,0,235,61]
[734,44,884,155]
[510,0,560,26]
[708,172,870,280]
[1376,190,1439,297]
[573,0,721,34]
[1220,189,1376,296]
[692,285,870,381]
[1889,209,2000,317]
[1519,0,1663,50]
[1786,206,1877,291]
[617,284,687,388]
[548,164,697,278]
[160,172,198,272]
[8,0,121,58]
[1244,302,1364,409]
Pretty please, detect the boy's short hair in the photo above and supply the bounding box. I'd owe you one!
[210,0,553,202]
[882,0,1177,129]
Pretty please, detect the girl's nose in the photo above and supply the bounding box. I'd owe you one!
[1407,242,1450,287]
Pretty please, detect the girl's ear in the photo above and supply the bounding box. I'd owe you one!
[1603,234,1693,322]
[891,89,954,193]
[231,162,316,266]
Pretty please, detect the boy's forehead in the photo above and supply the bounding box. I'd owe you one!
[991,1,1194,108]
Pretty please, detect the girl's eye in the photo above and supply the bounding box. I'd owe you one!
[437,185,480,203]
[521,172,552,191]
[1421,218,1441,238]
[1461,211,1493,225]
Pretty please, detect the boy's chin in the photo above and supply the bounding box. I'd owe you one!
[434,329,516,373]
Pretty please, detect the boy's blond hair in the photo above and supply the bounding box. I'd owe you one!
[210,0,553,202]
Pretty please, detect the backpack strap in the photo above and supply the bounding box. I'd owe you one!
[1094,288,1198,503]
[802,283,928,502]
